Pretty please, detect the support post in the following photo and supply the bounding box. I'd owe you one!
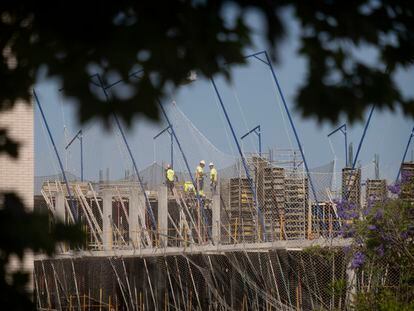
[396,126,414,181]
[211,78,266,241]
[153,125,174,167]
[352,105,375,169]
[95,74,156,230]
[80,134,83,181]
[158,101,211,241]
[346,263,356,307]
[327,124,347,166]
[55,192,65,223]
[212,188,221,245]
[103,190,113,250]
[129,189,146,248]
[262,51,319,205]
[241,125,262,156]
[158,185,168,247]
[55,192,66,252]
[34,89,77,220]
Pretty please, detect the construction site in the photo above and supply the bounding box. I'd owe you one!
[32,52,413,310]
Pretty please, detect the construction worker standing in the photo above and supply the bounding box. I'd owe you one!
[209,162,218,194]
[165,164,176,194]
[195,160,205,196]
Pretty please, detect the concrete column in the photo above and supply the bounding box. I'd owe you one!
[346,263,356,306]
[212,192,221,244]
[102,190,113,250]
[158,186,168,247]
[129,189,146,248]
[55,192,66,252]
[55,192,65,223]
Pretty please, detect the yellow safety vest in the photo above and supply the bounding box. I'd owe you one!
[210,168,217,182]
[184,181,195,193]
[196,165,204,179]
[166,169,175,182]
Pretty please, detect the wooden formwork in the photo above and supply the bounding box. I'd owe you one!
[400,162,414,203]
[365,179,387,205]
[342,167,361,208]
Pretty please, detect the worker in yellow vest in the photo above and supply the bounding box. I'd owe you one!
[165,164,176,194]
[184,181,195,193]
[209,162,218,194]
[195,160,205,196]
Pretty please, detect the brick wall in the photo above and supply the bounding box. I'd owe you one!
[0,100,34,288]
[0,100,34,209]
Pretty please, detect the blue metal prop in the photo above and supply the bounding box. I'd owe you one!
[258,51,320,204]
[153,125,174,167]
[95,74,157,229]
[158,101,212,241]
[34,89,77,220]
[396,126,414,182]
[211,78,266,241]
[65,129,84,181]
[352,105,375,169]
[327,124,348,166]
[241,125,262,156]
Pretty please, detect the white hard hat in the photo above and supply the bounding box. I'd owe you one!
[209,162,214,166]
[200,160,205,165]
[167,164,171,169]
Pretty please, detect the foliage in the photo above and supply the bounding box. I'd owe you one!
[0,193,84,310]
[339,197,414,310]
[1,1,414,152]
[1,1,414,309]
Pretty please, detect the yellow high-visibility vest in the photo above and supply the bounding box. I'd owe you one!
[210,168,217,182]
[184,181,195,193]
[166,169,175,182]
[196,165,204,179]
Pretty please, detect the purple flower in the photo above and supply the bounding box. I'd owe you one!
[401,231,409,240]
[340,223,355,238]
[374,208,383,220]
[351,251,365,269]
[375,245,384,257]
[368,225,376,231]
[388,183,401,195]
[343,245,352,254]
[401,170,413,184]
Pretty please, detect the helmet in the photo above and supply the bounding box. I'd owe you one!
[166,164,171,169]
[200,160,205,165]
[209,162,214,166]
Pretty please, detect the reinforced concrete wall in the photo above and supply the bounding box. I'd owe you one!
[34,250,347,311]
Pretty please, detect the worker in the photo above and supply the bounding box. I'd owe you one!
[195,160,205,196]
[184,181,195,194]
[165,164,176,194]
[209,162,218,194]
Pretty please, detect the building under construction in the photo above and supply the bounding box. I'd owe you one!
[35,150,356,310]
[31,56,399,310]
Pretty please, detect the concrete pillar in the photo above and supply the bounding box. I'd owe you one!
[212,192,221,244]
[55,192,65,223]
[55,192,66,252]
[346,263,356,306]
[129,189,146,248]
[102,190,113,250]
[158,186,168,247]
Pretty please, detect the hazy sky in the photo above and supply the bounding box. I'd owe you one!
[34,9,414,185]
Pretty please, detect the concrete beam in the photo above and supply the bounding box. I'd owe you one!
[64,238,352,259]
[102,190,113,250]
